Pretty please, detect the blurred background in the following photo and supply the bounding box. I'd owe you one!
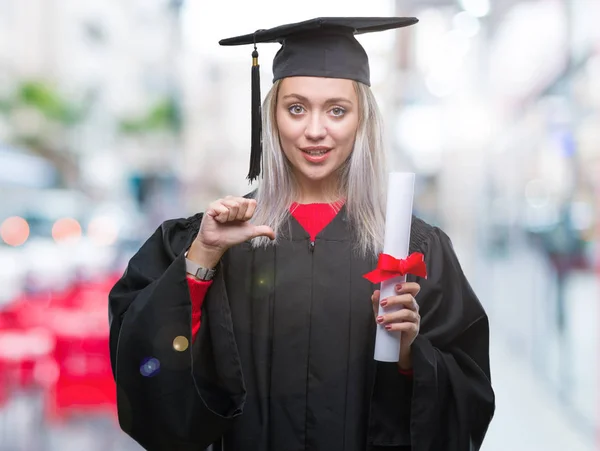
[0,0,598,449]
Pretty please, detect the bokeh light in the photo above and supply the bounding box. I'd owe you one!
[458,0,490,18]
[139,357,161,377]
[525,179,552,209]
[0,216,30,246]
[33,358,60,387]
[87,216,119,246]
[52,218,82,243]
[452,11,480,38]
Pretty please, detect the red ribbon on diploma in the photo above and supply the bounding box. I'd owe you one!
[363,252,427,283]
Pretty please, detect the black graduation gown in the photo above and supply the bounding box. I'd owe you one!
[108,205,495,451]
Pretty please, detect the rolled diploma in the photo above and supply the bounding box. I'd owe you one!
[374,172,415,362]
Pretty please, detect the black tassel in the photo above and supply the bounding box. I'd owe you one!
[248,45,262,183]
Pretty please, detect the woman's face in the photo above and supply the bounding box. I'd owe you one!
[276,76,359,187]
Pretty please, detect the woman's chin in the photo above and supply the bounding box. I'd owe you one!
[297,167,334,182]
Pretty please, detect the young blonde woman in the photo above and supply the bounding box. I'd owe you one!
[109,17,495,451]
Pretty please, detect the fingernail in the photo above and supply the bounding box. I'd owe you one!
[395,284,403,291]
[376,316,384,323]
[380,300,388,307]
[385,325,392,330]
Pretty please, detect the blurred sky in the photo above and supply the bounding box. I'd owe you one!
[182,1,397,74]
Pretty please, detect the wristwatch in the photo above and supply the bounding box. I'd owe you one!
[184,250,216,281]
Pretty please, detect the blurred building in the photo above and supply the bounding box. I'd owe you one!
[389,0,600,439]
[0,0,185,223]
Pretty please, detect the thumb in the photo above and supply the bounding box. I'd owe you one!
[371,290,380,319]
[371,290,380,306]
[251,225,276,241]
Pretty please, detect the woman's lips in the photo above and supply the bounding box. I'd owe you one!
[300,147,332,163]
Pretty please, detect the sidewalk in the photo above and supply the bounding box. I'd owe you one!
[454,239,598,451]
[482,335,594,451]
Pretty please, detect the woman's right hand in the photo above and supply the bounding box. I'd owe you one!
[190,196,275,261]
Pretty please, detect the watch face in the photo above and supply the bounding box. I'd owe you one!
[185,256,215,280]
[196,268,215,280]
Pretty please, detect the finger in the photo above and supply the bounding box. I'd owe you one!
[251,225,275,241]
[224,195,247,203]
[229,195,251,207]
[243,199,257,221]
[210,203,231,223]
[384,322,419,333]
[233,198,255,220]
[379,308,419,325]
[395,282,421,297]
[235,199,250,220]
[371,290,380,304]
[371,290,380,316]
[381,294,418,311]
[207,200,224,217]
[221,200,241,221]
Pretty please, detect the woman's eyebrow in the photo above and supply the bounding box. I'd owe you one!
[282,93,353,105]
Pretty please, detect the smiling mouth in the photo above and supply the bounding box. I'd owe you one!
[301,147,332,156]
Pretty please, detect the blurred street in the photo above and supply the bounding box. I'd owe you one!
[1,323,596,451]
[463,240,598,451]
[484,335,593,451]
[0,245,597,451]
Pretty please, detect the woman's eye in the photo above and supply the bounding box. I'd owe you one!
[289,105,305,115]
[330,107,346,117]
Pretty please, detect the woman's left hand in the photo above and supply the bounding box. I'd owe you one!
[371,282,421,368]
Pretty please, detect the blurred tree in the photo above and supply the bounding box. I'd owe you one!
[17,82,83,125]
[118,96,181,136]
[0,80,88,187]
[117,94,183,222]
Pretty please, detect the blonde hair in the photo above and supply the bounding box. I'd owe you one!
[250,79,387,258]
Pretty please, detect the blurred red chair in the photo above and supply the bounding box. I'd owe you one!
[0,273,118,423]
[44,306,117,422]
[0,327,55,392]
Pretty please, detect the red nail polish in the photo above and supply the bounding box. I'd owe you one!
[385,325,392,330]
[376,316,384,323]
[380,300,388,307]
[395,284,403,291]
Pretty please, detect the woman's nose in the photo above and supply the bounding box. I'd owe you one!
[304,113,327,141]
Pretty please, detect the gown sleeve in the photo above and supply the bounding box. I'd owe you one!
[108,215,245,451]
[410,225,495,450]
[369,223,495,451]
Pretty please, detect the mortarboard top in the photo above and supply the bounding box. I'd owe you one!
[219,17,419,182]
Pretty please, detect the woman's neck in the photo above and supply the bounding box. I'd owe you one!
[294,174,342,204]
[295,190,344,205]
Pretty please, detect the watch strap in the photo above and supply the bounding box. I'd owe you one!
[184,251,216,281]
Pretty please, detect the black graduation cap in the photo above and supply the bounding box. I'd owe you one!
[219,17,419,182]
